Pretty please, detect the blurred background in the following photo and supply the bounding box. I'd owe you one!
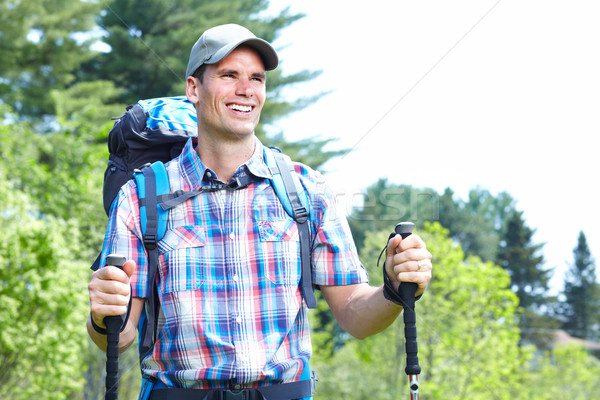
[1,0,598,398]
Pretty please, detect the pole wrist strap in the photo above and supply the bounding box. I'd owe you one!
[90,313,107,335]
[382,261,422,305]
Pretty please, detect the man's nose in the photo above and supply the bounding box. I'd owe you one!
[236,79,254,97]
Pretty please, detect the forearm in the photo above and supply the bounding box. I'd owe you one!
[321,283,403,340]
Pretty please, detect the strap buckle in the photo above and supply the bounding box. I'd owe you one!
[218,389,251,400]
[134,162,153,175]
[293,206,309,224]
[143,233,158,250]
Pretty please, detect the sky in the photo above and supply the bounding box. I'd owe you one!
[265,0,600,290]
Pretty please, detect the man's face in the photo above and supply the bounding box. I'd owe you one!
[189,46,266,141]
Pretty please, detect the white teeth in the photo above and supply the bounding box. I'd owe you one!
[228,104,252,112]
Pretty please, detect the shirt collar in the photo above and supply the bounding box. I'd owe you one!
[177,137,273,191]
[245,138,273,180]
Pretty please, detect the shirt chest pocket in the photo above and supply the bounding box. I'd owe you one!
[257,218,301,286]
[158,225,207,293]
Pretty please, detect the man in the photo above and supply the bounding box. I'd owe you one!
[87,24,432,400]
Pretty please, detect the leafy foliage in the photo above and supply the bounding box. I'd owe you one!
[523,344,600,399]
[0,110,109,259]
[0,159,88,399]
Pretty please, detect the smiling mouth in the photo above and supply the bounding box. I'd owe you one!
[227,103,253,113]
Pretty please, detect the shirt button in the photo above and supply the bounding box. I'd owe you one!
[236,316,242,324]
[229,232,236,240]
[233,275,239,282]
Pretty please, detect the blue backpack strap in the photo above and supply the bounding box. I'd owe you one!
[133,161,170,361]
[264,147,316,309]
[135,161,170,245]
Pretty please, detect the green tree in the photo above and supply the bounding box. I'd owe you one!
[85,0,297,102]
[496,210,556,347]
[0,161,89,399]
[0,0,102,122]
[496,211,551,310]
[437,187,464,237]
[446,187,516,262]
[561,231,599,340]
[0,109,109,260]
[52,80,125,133]
[523,343,600,399]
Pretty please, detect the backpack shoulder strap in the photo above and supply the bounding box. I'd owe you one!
[264,147,316,309]
[133,161,170,360]
[134,161,170,245]
[264,148,309,222]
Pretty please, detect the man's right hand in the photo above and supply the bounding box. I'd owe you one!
[88,260,136,330]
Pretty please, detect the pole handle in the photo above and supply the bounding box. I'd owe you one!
[394,223,421,376]
[104,254,126,400]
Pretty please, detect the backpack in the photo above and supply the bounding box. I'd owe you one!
[101,96,197,215]
[94,96,317,364]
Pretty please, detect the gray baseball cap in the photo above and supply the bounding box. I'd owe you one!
[186,24,279,77]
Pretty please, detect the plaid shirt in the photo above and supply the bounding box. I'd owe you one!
[100,138,368,389]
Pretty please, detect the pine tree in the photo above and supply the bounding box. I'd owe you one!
[497,211,550,310]
[561,231,599,340]
[0,0,102,122]
[496,211,557,347]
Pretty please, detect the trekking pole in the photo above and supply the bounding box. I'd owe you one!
[103,254,127,400]
[394,222,421,400]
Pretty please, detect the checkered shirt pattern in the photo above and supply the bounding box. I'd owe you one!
[99,138,368,389]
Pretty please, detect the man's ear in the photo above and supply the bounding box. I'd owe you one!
[186,76,200,104]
